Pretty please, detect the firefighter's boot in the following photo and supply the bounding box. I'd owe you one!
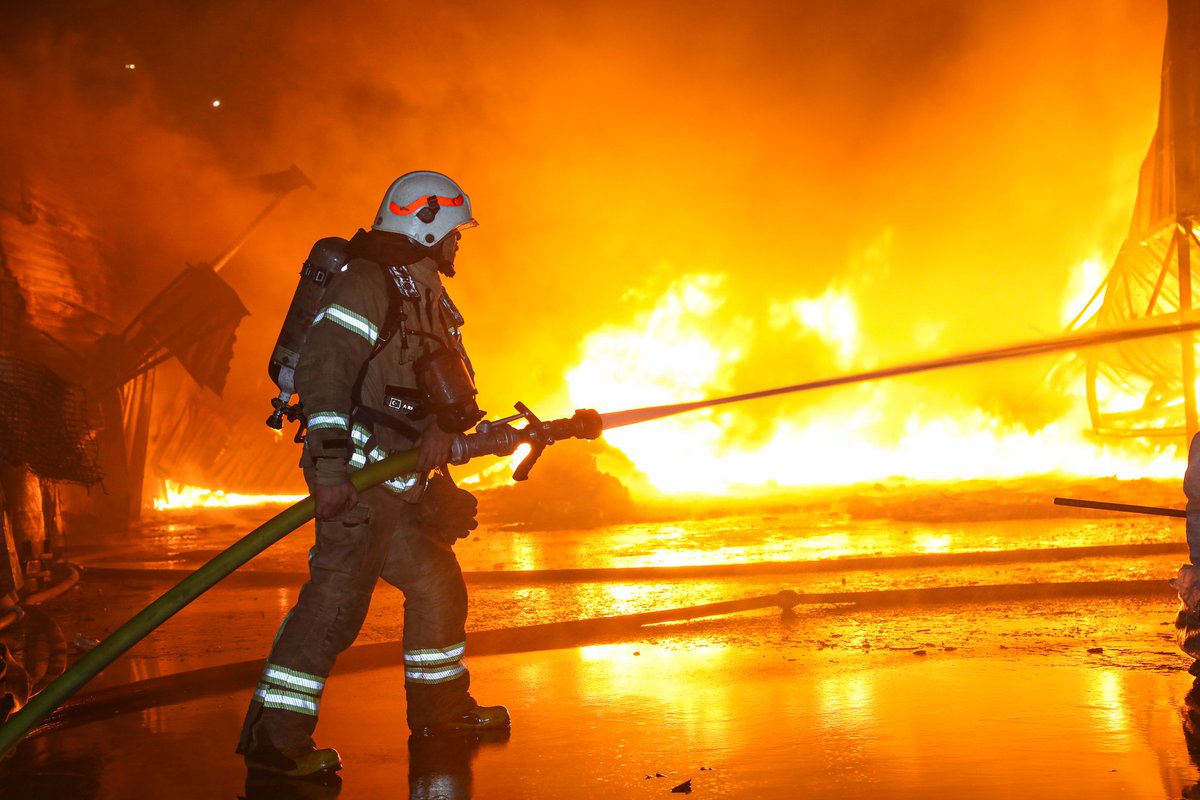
[417,703,511,737]
[244,744,343,778]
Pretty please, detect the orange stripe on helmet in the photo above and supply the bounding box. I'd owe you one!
[389,194,465,216]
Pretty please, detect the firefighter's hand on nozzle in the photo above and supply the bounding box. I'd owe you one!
[313,481,358,520]
[418,424,456,471]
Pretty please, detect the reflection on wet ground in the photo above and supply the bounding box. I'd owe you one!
[4,498,1200,797]
[5,642,1200,798]
[80,506,1183,574]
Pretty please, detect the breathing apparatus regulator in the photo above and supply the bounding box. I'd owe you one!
[415,347,485,434]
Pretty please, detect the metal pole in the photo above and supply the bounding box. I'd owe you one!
[211,165,314,274]
[1052,496,1186,519]
[210,192,289,274]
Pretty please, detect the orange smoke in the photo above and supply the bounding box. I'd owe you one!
[4,2,1182,503]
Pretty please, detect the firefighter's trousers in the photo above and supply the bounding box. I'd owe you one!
[237,480,471,755]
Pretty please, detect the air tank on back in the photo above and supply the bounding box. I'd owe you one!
[265,236,349,431]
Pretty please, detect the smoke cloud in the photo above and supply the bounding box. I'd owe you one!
[0,1,1173,494]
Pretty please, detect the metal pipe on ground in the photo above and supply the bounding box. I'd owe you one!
[1053,497,1187,519]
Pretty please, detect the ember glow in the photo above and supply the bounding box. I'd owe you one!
[153,481,305,511]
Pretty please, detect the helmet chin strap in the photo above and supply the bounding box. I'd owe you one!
[435,253,456,277]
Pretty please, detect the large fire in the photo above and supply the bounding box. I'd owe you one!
[153,481,306,511]
[156,256,1187,509]
[565,264,1186,497]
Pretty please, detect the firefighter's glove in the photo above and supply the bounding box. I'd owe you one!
[419,472,478,543]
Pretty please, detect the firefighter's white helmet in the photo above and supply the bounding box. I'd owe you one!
[372,171,477,245]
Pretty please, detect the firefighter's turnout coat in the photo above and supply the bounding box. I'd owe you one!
[239,231,476,754]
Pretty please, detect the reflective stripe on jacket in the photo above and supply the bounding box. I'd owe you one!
[296,256,468,494]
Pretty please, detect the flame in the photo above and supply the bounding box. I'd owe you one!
[153,481,306,510]
[1060,255,1108,327]
[566,266,1184,497]
[773,286,861,369]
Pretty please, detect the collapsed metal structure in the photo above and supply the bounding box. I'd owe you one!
[1077,0,1200,440]
[0,167,307,606]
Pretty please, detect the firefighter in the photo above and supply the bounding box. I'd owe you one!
[238,171,508,778]
[1176,431,1200,656]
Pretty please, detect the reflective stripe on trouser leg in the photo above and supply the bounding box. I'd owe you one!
[237,485,397,755]
[380,531,473,730]
[251,661,326,715]
[405,641,467,684]
[254,685,320,716]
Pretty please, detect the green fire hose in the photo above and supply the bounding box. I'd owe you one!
[0,451,417,759]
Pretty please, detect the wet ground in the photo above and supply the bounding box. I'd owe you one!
[5,487,1200,798]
